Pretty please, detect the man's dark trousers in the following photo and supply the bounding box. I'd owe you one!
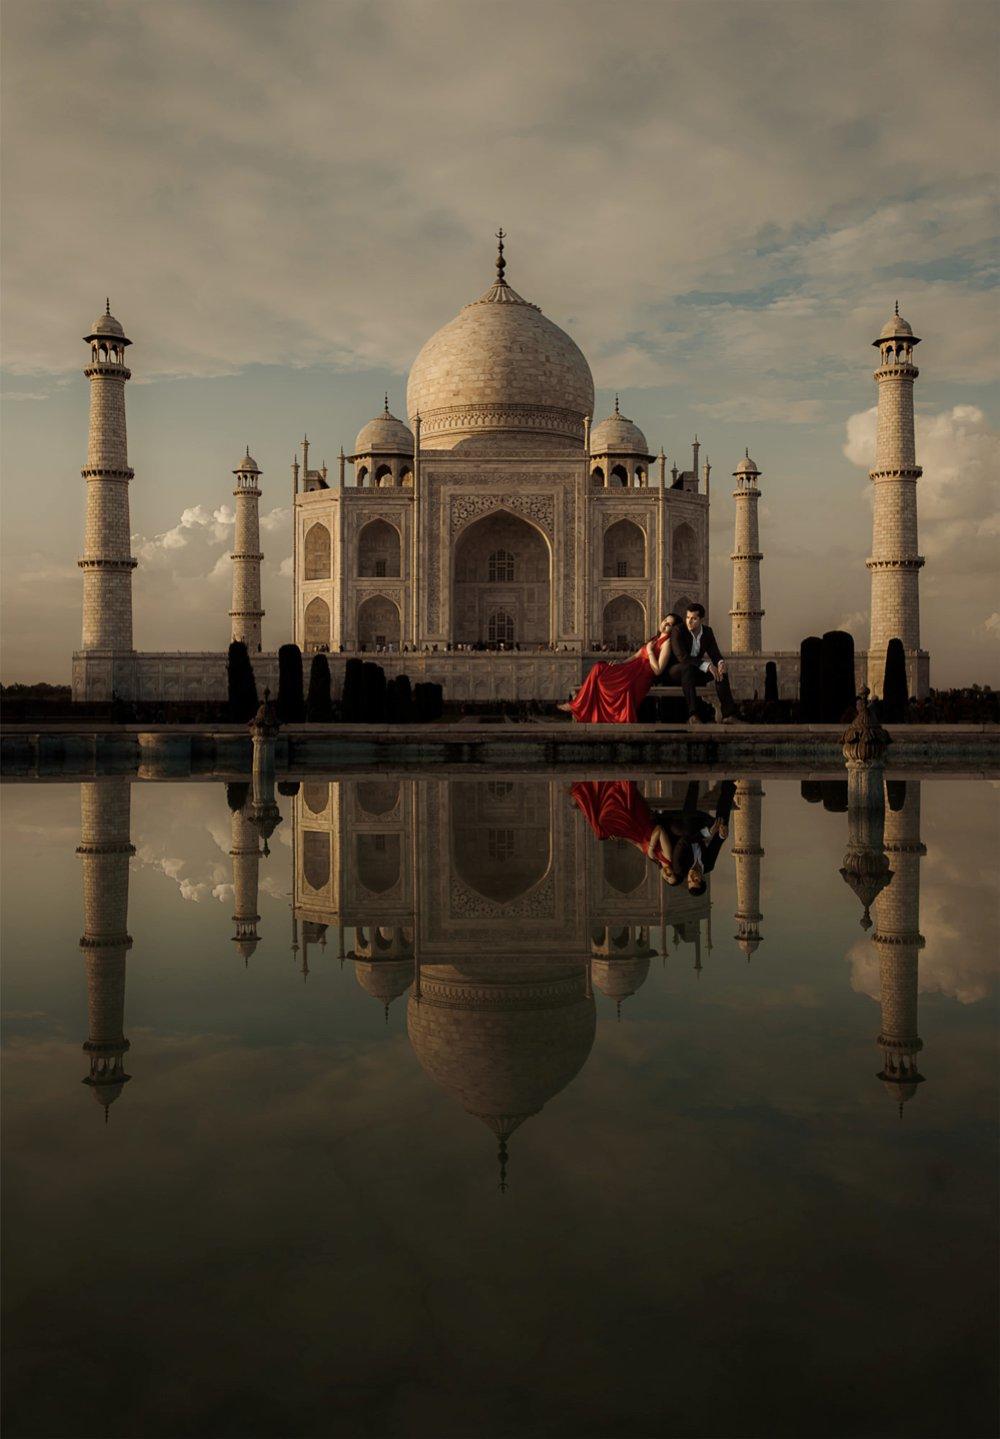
[666,661,738,720]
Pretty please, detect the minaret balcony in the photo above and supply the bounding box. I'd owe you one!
[79,934,133,950]
[868,466,922,481]
[230,551,264,562]
[77,556,138,570]
[730,551,763,562]
[874,363,919,380]
[83,362,132,381]
[81,466,134,482]
[865,556,925,571]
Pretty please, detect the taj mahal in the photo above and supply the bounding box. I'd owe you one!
[71,236,930,704]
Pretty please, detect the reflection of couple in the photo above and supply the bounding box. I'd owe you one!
[560,605,739,725]
[571,778,736,892]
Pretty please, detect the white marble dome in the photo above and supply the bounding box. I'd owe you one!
[590,401,651,457]
[354,402,414,456]
[406,270,595,453]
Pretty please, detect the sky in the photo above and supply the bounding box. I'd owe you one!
[1,0,998,686]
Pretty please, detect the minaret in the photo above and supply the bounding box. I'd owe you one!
[230,799,263,964]
[731,778,764,958]
[729,452,764,654]
[867,305,925,696]
[230,449,264,653]
[77,780,135,1119]
[871,782,926,1113]
[79,303,137,670]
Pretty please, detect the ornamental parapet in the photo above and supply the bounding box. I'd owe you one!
[730,845,764,857]
[874,363,919,380]
[872,930,926,949]
[729,609,765,618]
[79,934,134,951]
[81,466,134,481]
[229,609,266,618]
[230,552,264,561]
[865,556,925,571]
[78,556,138,570]
[730,551,763,561]
[884,841,927,856]
[869,467,922,480]
[83,363,132,381]
[876,1034,923,1052]
[76,842,136,857]
[83,1038,132,1054]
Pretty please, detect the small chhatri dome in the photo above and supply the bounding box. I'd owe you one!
[734,449,760,477]
[84,298,130,345]
[875,302,919,345]
[406,233,595,453]
[353,399,415,457]
[590,397,652,458]
[234,446,261,474]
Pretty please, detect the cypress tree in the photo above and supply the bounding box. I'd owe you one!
[882,638,909,723]
[360,662,387,723]
[393,674,414,723]
[764,661,779,704]
[276,644,305,723]
[227,641,258,723]
[305,653,333,723]
[820,630,856,723]
[799,636,822,721]
[341,658,364,722]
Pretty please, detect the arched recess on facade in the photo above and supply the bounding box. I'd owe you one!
[449,779,552,904]
[303,781,329,815]
[302,830,331,890]
[357,594,400,649]
[356,833,401,893]
[590,465,605,487]
[602,519,646,578]
[375,464,394,488]
[451,509,552,647]
[358,519,401,578]
[304,523,331,580]
[671,522,698,577]
[356,780,400,815]
[602,594,646,650]
[304,596,331,653]
[610,465,629,488]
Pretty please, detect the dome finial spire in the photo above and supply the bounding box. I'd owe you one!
[895,299,899,317]
[384,392,390,415]
[614,394,620,416]
[495,226,506,284]
[105,297,111,316]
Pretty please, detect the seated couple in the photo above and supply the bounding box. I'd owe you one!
[570,778,736,893]
[559,604,739,725]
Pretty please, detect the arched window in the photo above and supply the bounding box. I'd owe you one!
[356,780,400,815]
[602,520,646,578]
[303,781,329,815]
[610,465,628,488]
[488,610,515,646]
[357,594,400,650]
[591,466,605,486]
[671,522,698,577]
[304,523,331,581]
[375,464,394,488]
[357,833,400,894]
[358,520,401,578]
[303,596,330,653]
[303,831,330,890]
[602,594,645,650]
[400,467,413,487]
[356,465,368,487]
[488,548,515,582]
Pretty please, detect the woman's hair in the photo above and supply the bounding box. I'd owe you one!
[664,612,681,628]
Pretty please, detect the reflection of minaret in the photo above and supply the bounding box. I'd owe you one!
[871,783,926,1113]
[732,779,764,958]
[230,801,262,964]
[77,781,135,1119]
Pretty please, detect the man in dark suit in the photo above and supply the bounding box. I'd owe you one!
[656,779,736,893]
[665,603,739,724]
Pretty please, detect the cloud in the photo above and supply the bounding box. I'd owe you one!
[984,613,1000,638]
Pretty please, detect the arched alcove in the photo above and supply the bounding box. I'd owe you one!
[303,830,331,890]
[304,523,331,580]
[356,780,400,815]
[602,520,646,578]
[602,595,645,650]
[303,781,329,815]
[375,464,394,488]
[603,841,647,895]
[449,780,551,903]
[356,833,401,893]
[672,522,698,577]
[357,595,400,649]
[304,596,330,652]
[452,511,550,646]
[358,519,401,578]
[610,465,629,488]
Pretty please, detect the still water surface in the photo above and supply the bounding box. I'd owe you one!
[2,774,998,1438]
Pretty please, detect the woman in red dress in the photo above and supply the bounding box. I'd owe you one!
[559,615,678,724]
[570,779,673,874]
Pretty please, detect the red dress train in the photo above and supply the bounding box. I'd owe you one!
[565,635,666,724]
[570,780,669,872]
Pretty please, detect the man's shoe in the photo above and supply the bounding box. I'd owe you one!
[687,714,704,726]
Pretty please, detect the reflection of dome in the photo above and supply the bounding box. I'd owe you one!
[234,936,259,961]
[590,401,650,457]
[354,400,414,456]
[406,249,594,452]
[591,956,651,1013]
[354,958,413,1010]
[407,961,595,1182]
[737,936,761,957]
